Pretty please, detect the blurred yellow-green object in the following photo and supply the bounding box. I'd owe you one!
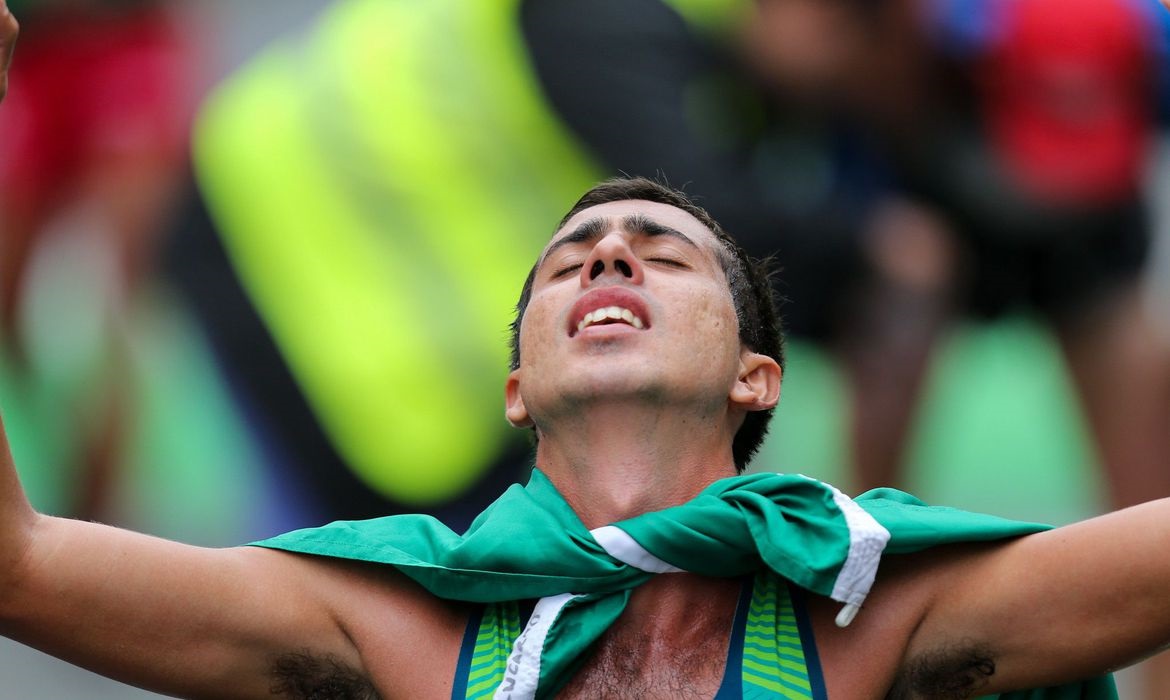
[194,0,602,506]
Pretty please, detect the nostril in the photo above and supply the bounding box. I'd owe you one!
[615,260,632,277]
[590,260,605,280]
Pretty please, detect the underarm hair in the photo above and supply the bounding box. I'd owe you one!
[269,649,381,700]
[887,641,996,700]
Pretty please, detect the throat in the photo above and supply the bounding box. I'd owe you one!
[533,396,736,526]
[537,430,737,530]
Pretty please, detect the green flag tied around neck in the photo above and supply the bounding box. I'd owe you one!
[251,469,1117,699]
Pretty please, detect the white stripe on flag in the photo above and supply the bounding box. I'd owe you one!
[824,484,890,626]
[494,592,580,700]
[590,525,685,574]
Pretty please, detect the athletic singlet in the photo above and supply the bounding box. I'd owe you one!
[450,571,828,699]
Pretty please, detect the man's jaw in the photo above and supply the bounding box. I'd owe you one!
[567,287,652,339]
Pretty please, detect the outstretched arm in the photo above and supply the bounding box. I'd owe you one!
[909,499,1170,694]
[0,410,460,699]
[0,414,350,698]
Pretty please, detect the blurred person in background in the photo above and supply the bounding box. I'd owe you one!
[0,0,196,521]
[896,0,1170,513]
[745,0,1170,509]
[743,0,957,491]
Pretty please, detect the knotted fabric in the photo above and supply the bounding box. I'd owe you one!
[251,469,1115,699]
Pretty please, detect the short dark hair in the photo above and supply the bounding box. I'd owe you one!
[509,177,785,471]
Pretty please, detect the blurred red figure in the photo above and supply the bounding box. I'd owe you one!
[930,0,1170,515]
[0,0,194,519]
[984,0,1153,205]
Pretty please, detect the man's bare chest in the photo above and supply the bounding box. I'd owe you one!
[554,622,731,699]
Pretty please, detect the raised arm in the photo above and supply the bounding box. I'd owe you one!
[0,413,344,697]
[0,411,463,699]
[909,499,1170,694]
[0,0,15,103]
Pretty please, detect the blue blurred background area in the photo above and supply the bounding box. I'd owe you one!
[1,0,1168,697]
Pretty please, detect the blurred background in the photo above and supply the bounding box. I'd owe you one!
[0,0,1168,697]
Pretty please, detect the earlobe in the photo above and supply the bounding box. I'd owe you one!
[504,370,533,428]
[729,351,782,411]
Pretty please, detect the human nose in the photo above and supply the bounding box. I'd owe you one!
[579,233,645,286]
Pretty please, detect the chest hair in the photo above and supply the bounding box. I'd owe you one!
[556,621,730,699]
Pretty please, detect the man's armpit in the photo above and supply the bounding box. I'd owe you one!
[888,640,997,700]
[269,648,381,700]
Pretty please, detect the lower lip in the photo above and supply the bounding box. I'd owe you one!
[572,323,644,339]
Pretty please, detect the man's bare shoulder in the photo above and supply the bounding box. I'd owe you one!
[804,541,1007,699]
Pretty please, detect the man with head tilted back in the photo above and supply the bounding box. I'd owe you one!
[2,8,1170,696]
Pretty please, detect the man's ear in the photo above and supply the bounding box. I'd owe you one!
[504,369,533,428]
[729,350,781,411]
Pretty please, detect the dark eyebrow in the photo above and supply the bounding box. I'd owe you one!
[537,213,700,270]
[539,216,609,268]
[621,213,699,250]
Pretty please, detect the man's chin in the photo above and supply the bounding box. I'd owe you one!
[543,370,669,409]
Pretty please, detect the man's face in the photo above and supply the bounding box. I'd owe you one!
[506,200,744,430]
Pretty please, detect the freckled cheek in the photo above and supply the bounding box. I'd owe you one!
[678,289,740,366]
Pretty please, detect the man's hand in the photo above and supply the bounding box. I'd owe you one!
[0,0,16,103]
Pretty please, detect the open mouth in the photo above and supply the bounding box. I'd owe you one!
[576,306,646,334]
[568,288,652,338]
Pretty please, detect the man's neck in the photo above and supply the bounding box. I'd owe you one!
[533,401,739,529]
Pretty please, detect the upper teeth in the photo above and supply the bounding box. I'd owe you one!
[577,306,645,333]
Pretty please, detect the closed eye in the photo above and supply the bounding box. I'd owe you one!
[646,257,688,269]
[551,263,583,279]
